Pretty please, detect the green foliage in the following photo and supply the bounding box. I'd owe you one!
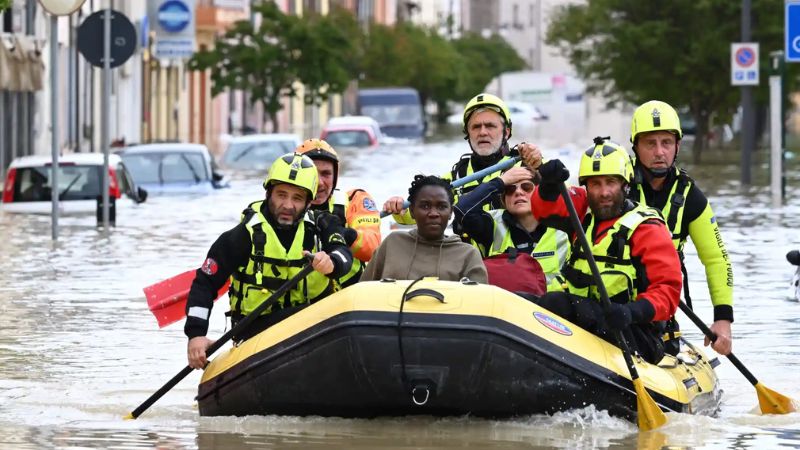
[0,0,10,12]
[452,33,527,100]
[360,24,525,122]
[188,2,357,128]
[546,0,796,155]
[190,3,530,127]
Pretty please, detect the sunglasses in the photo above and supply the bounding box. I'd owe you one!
[504,181,534,196]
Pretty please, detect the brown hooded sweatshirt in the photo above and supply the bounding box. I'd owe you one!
[360,229,488,283]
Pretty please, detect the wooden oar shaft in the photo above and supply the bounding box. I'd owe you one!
[677,301,759,386]
[127,262,315,419]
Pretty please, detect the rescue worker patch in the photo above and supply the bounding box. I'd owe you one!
[201,258,218,275]
[363,198,377,211]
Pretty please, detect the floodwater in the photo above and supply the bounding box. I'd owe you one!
[1,131,799,449]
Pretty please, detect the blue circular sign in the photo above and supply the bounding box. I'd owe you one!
[158,0,191,33]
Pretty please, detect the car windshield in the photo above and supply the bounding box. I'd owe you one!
[324,130,372,148]
[12,165,102,202]
[122,152,209,184]
[361,105,421,126]
[223,141,294,167]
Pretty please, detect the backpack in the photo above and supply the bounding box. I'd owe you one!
[484,249,546,297]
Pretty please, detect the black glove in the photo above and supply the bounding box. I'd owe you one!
[311,211,342,231]
[343,227,358,246]
[604,302,633,331]
[604,300,656,331]
[538,159,570,185]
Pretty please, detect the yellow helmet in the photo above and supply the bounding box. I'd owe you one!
[263,152,319,199]
[630,100,683,143]
[578,139,634,185]
[462,93,512,138]
[294,138,339,190]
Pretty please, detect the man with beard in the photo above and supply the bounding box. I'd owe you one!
[629,100,733,356]
[519,138,681,364]
[383,93,531,223]
[185,153,353,369]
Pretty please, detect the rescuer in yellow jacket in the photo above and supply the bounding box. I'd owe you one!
[185,153,353,369]
[628,100,734,356]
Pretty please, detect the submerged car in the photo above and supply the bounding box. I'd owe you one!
[220,134,301,171]
[320,116,381,149]
[117,143,227,195]
[1,153,146,215]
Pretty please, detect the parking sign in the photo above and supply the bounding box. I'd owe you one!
[731,43,759,86]
[787,1,800,62]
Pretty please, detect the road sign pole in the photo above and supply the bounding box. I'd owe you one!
[740,0,755,186]
[50,14,60,241]
[101,9,111,230]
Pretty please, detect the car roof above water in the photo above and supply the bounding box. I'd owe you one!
[9,152,122,168]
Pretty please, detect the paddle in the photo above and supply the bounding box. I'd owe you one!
[144,270,231,328]
[125,260,316,420]
[379,155,522,218]
[144,154,523,326]
[557,182,667,431]
[678,301,796,414]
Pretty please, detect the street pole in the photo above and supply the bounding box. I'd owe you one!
[769,57,782,208]
[50,15,60,240]
[101,7,111,230]
[740,0,755,185]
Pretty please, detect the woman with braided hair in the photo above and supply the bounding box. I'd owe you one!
[360,175,487,283]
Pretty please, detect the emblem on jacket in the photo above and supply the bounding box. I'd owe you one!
[201,258,218,275]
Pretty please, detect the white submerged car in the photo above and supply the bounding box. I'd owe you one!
[1,153,146,215]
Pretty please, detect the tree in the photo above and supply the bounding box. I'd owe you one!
[546,0,796,160]
[0,0,10,12]
[188,2,357,130]
[452,33,527,101]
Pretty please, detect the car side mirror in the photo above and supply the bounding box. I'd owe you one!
[134,186,148,204]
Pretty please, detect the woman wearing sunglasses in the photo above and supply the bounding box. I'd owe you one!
[453,166,569,296]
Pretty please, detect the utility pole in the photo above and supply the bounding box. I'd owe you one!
[740,0,755,185]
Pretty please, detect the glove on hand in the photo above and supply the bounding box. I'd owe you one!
[537,159,570,185]
[604,302,633,331]
[343,227,358,246]
[312,211,343,231]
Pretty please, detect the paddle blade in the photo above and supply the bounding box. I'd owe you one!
[755,382,797,415]
[144,270,229,328]
[633,378,668,431]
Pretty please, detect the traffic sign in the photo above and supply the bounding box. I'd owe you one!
[787,1,800,62]
[147,0,196,60]
[731,42,759,86]
[77,9,137,68]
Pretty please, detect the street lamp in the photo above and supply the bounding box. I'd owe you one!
[37,0,87,241]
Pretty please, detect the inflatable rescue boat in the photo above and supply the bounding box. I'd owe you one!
[197,279,722,420]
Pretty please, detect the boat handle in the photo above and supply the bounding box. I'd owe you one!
[403,288,445,303]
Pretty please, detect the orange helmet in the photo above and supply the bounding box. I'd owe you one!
[294,139,339,191]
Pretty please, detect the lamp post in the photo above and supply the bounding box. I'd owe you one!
[37,0,87,241]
